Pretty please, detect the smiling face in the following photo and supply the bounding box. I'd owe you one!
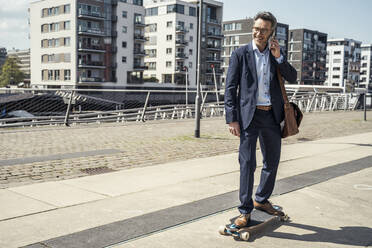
[252,18,273,51]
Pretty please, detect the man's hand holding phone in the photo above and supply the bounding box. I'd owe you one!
[269,37,281,58]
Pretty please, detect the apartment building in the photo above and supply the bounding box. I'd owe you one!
[143,0,223,88]
[30,0,145,89]
[143,0,198,86]
[7,49,31,84]
[360,44,372,91]
[0,47,6,73]
[288,29,327,85]
[222,18,289,86]
[326,38,361,91]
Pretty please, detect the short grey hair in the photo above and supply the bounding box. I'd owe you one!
[253,11,277,33]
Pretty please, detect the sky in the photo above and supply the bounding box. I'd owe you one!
[0,0,371,50]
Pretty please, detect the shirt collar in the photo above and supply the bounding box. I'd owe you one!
[252,40,269,55]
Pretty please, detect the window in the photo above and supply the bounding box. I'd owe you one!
[147,62,156,70]
[48,70,53,80]
[167,21,172,28]
[189,62,192,68]
[122,56,127,63]
[64,37,70,46]
[119,0,127,2]
[166,61,172,68]
[55,39,60,47]
[333,59,341,63]
[64,21,70,30]
[54,70,60,80]
[133,0,143,6]
[146,7,158,16]
[166,48,172,54]
[64,4,70,13]
[122,41,127,48]
[334,51,341,55]
[167,4,184,14]
[189,36,193,42]
[64,53,71,62]
[333,67,340,71]
[189,7,196,16]
[166,35,172,41]
[189,49,193,55]
[235,23,242,30]
[64,70,71,80]
[122,11,127,18]
[122,26,127,33]
[332,75,340,79]
[190,23,194,29]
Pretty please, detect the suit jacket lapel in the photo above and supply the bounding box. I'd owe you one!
[269,54,276,81]
[246,43,258,85]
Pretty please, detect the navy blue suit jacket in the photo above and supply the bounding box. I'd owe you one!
[224,43,297,130]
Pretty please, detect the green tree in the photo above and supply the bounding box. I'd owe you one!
[0,57,25,87]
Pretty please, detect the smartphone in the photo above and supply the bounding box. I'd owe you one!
[269,30,276,49]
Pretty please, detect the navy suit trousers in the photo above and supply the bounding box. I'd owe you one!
[238,108,282,214]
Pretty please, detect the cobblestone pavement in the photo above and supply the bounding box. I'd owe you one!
[0,110,371,189]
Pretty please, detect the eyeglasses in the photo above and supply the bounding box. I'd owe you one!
[252,27,270,35]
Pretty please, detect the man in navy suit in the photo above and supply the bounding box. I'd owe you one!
[224,12,297,227]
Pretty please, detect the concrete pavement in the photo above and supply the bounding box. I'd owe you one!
[0,132,371,247]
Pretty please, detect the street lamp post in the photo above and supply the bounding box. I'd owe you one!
[194,0,203,138]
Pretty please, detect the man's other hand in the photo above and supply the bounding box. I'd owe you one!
[228,122,240,137]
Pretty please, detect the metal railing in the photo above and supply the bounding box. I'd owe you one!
[0,87,370,128]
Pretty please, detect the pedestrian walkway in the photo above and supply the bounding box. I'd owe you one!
[0,132,371,247]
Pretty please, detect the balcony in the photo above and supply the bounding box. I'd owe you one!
[78,26,105,36]
[111,46,118,53]
[134,34,147,42]
[207,44,222,51]
[206,57,223,63]
[111,15,118,22]
[175,66,187,73]
[176,53,188,60]
[79,77,105,83]
[206,68,223,74]
[207,32,223,39]
[78,44,105,53]
[207,18,221,25]
[78,60,105,69]
[112,0,118,6]
[176,26,187,33]
[134,20,146,27]
[133,65,148,71]
[134,49,146,56]
[112,31,118,38]
[176,40,188,46]
[78,9,105,20]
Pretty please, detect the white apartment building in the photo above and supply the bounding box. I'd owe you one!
[30,0,146,89]
[360,44,372,91]
[326,38,361,91]
[143,0,197,86]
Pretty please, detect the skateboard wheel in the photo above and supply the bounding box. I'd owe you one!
[240,232,250,241]
[218,226,227,235]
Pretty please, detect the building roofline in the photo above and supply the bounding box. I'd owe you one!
[289,28,327,36]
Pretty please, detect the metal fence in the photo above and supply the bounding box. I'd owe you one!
[0,87,370,128]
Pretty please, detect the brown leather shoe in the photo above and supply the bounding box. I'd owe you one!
[254,200,284,216]
[234,213,251,228]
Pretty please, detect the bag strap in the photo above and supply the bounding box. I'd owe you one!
[276,67,290,105]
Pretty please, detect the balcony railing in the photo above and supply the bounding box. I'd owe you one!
[175,66,187,72]
[79,77,104,82]
[78,9,105,19]
[207,18,221,25]
[78,60,105,67]
[134,65,148,70]
[78,26,105,36]
[134,34,147,41]
[207,32,223,38]
[134,20,146,27]
[206,68,223,74]
[206,57,223,63]
[176,26,187,33]
[176,40,188,46]
[176,53,188,59]
[207,44,222,50]
[78,44,105,51]
[134,49,146,56]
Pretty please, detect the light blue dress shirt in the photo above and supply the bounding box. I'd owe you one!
[252,41,283,106]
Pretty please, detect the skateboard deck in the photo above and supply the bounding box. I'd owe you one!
[218,207,289,241]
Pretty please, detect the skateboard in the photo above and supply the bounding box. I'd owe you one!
[218,206,289,241]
